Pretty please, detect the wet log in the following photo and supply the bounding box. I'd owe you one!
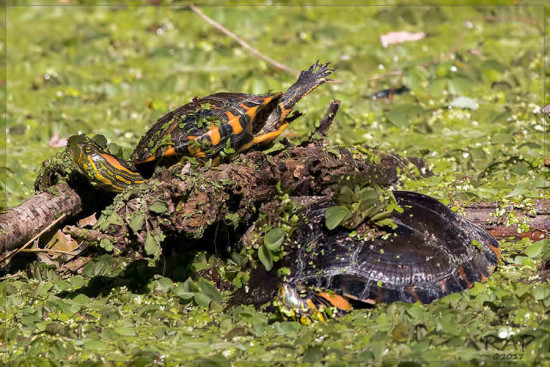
[86,143,426,255]
[2,147,548,258]
[463,200,550,241]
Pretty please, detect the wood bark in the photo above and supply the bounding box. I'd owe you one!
[0,183,82,252]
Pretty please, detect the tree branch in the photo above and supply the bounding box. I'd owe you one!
[189,4,299,75]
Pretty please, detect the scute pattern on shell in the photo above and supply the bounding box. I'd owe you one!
[284,191,500,305]
[132,93,274,163]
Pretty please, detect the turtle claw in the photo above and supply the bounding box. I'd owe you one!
[281,61,334,112]
[300,61,334,83]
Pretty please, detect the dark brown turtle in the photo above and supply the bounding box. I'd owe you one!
[236,191,501,324]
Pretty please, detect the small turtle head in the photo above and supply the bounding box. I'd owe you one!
[68,134,144,192]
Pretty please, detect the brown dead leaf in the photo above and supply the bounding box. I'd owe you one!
[46,230,80,255]
[78,213,98,228]
[380,31,426,47]
[48,133,68,148]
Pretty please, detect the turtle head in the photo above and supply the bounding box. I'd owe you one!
[68,134,144,192]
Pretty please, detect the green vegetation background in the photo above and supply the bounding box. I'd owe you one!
[1,3,549,366]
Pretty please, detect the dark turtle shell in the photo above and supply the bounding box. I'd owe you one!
[239,191,500,309]
[285,191,500,305]
[132,92,282,164]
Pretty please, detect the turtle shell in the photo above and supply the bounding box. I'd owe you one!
[280,191,500,305]
[132,92,282,164]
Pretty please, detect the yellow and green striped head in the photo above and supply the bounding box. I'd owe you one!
[68,135,145,192]
[275,283,351,325]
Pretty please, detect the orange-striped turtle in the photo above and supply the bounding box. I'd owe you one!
[69,62,333,192]
[238,191,500,324]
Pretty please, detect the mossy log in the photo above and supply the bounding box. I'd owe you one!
[2,99,547,263]
[0,142,426,255]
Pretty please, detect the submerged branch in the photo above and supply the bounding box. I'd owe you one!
[463,200,550,241]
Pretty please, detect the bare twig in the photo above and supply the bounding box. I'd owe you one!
[189,4,299,75]
[306,100,341,143]
[20,248,83,256]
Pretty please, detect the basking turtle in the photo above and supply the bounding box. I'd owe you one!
[70,62,333,192]
[236,191,501,324]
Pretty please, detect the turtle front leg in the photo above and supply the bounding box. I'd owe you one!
[274,283,352,325]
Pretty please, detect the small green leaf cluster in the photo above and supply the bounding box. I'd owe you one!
[325,183,403,230]
[258,228,285,271]
[173,277,223,310]
[255,192,303,272]
[219,138,236,158]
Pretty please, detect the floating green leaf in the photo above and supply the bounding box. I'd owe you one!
[194,292,211,308]
[524,240,546,259]
[198,278,223,303]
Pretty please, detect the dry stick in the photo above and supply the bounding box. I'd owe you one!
[306,100,341,142]
[20,248,83,256]
[0,214,66,265]
[189,4,299,75]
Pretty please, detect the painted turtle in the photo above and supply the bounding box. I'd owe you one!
[69,62,333,192]
[236,191,501,324]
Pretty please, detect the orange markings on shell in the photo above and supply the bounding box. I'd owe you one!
[207,125,221,146]
[485,241,501,260]
[457,266,472,288]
